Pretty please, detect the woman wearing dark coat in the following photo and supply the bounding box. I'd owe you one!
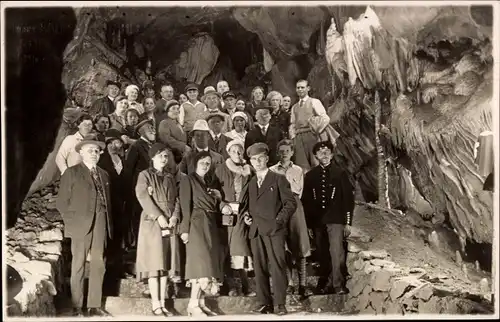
[135,143,180,317]
[179,151,226,317]
[214,139,256,297]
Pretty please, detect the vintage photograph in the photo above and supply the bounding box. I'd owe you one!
[2,1,498,319]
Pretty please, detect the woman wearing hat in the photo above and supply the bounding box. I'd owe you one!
[93,114,111,142]
[235,98,255,130]
[179,151,226,317]
[135,143,181,317]
[158,100,191,165]
[246,86,265,120]
[225,111,249,142]
[125,84,145,115]
[142,80,156,100]
[214,140,256,297]
[109,96,129,133]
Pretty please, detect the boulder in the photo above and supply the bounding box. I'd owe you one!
[359,250,390,260]
[38,228,63,242]
[371,270,394,292]
[348,274,371,297]
[364,263,382,274]
[385,300,404,314]
[357,285,372,311]
[32,242,62,256]
[347,242,362,253]
[390,279,414,301]
[418,296,442,314]
[370,291,388,314]
[370,259,396,268]
[416,284,435,301]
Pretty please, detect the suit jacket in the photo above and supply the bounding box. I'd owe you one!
[179,149,224,187]
[97,150,125,214]
[302,163,355,228]
[241,170,296,238]
[124,138,152,189]
[89,96,115,116]
[208,133,231,160]
[56,163,113,239]
[244,124,283,166]
[158,118,188,154]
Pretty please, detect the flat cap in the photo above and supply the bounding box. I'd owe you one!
[185,83,199,92]
[246,142,269,158]
[312,140,335,155]
[222,91,236,100]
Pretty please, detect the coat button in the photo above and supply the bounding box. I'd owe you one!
[322,206,325,209]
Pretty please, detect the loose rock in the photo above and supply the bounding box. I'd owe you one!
[371,270,393,292]
[385,301,404,314]
[357,285,372,310]
[418,296,442,313]
[416,283,434,301]
[390,279,413,301]
[32,242,62,256]
[455,250,463,265]
[364,264,381,274]
[347,242,362,253]
[370,291,388,314]
[359,249,389,260]
[370,259,396,268]
[38,229,63,242]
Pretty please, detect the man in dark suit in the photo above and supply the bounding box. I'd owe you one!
[207,113,231,159]
[302,141,354,295]
[88,80,120,117]
[241,143,297,315]
[154,83,175,130]
[244,108,283,166]
[56,135,113,317]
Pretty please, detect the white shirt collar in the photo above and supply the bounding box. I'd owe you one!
[256,168,269,180]
[210,130,221,139]
[83,161,97,172]
[197,147,209,152]
[299,95,310,102]
[259,124,269,131]
[108,95,115,102]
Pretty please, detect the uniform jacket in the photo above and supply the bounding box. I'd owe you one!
[244,124,283,166]
[302,163,355,228]
[56,163,113,239]
[241,170,297,238]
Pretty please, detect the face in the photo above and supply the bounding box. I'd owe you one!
[217,81,229,94]
[127,88,139,101]
[236,100,246,111]
[282,96,291,109]
[144,88,155,98]
[95,116,109,132]
[228,144,244,163]
[250,153,268,172]
[205,93,220,109]
[167,105,180,119]
[278,144,294,161]
[193,130,209,149]
[108,139,124,155]
[78,119,94,136]
[161,85,174,100]
[296,81,309,98]
[270,95,281,110]
[179,94,188,104]
[142,124,156,141]
[126,111,139,126]
[256,113,271,126]
[253,88,264,101]
[224,97,236,109]
[196,156,212,176]
[115,99,128,114]
[233,116,246,132]
[80,144,102,165]
[186,89,198,101]
[208,117,223,134]
[315,147,333,166]
[107,85,120,98]
[144,98,155,111]
[152,150,169,169]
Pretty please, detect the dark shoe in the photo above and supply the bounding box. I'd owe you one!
[333,286,349,295]
[72,308,85,317]
[141,290,151,298]
[252,304,274,314]
[87,308,111,317]
[275,305,287,315]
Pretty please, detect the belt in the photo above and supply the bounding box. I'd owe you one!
[295,127,312,135]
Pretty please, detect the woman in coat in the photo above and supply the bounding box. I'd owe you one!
[109,96,128,132]
[135,143,180,317]
[269,139,312,299]
[214,139,256,297]
[158,100,191,164]
[179,151,225,317]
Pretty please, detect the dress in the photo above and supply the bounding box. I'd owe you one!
[179,173,225,282]
[135,168,181,282]
[269,161,311,258]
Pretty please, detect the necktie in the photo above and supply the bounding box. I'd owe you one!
[261,126,266,137]
[299,99,304,107]
[257,176,263,188]
[90,168,105,201]
[214,136,220,151]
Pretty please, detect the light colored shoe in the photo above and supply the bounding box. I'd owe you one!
[187,306,207,317]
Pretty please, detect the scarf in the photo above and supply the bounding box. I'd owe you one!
[225,158,252,177]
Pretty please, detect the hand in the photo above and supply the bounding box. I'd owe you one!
[308,229,314,239]
[147,186,153,196]
[208,189,222,200]
[343,225,351,238]
[121,135,130,144]
[157,215,169,229]
[168,216,178,228]
[221,205,232,215]
[180,233,189,244]
[276,217,285,228]
[244,215,253,226]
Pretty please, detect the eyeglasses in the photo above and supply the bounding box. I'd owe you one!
[250,155,267,162]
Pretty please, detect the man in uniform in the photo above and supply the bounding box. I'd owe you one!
[302,141,354,295]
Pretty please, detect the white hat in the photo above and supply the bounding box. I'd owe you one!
[204,86,217,95]
[192,119,210,132]
[231,111,248,123]
[125,84,140,96]
[226,139,245,153]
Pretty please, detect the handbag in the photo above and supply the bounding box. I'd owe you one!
[221,202,239,227]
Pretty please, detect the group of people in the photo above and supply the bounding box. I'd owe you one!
[56,77,354,317]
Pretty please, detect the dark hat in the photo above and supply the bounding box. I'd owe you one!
[148,143,170,159]
[185,83,199,92]
[75,134,106,153]
[134,118,154,136]
[312,140,335,155]
[165,100,180,113]
[142,80,155,89]
[246,142,269,158]
[206,112,225,123]
[222,91,236,100]
[106,80,121,88]
[104,128,123,144]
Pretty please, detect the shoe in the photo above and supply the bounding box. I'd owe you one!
[228,289,239,297]
[276,305,287,315]
[298,286,314,299]
[141,290,151,299]
[72,308,85,317]
[151,307,164,316]
[87,308,111,317]
[333,286,349,295]
[160,307,174,317]
[243,290,257,297]
[187,306,208,317]
[252,304,274,314]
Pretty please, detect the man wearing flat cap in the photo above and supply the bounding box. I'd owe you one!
[207,112,231,159]
[56,134,113,317]
[201,88,232,133]
[244,107,283,166]
[88,80,121,117]
[240,142,297,316]
[302,141,354,295]
[179,83,207,138]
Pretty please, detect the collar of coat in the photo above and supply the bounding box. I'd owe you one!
[225,158,252,177]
